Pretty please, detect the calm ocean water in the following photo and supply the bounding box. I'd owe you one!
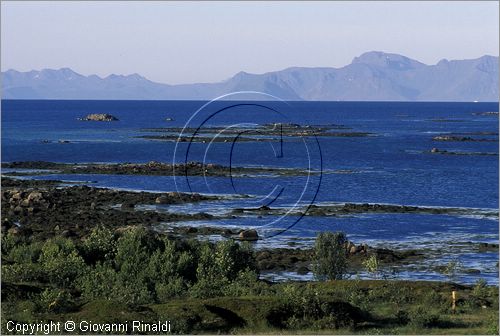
[1,100,499,284]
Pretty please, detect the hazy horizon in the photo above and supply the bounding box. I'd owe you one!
[2,1,498,84]
[3,51,499,86]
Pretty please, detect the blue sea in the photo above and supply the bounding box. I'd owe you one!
[1,99,499,284]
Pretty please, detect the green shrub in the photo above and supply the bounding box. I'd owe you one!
[395,310,409,325]
[38,237,86,287]
[367,285,392,302]
[168,313,202,334]
[7,241,43,264]
[442,258,463,282]
[471,279,489,302]
[147,249,179,282]
[115,227,158,282]
[82,225,116,262]
[362,254,379,279]
[77,261,119,300]
[347,288,368,310]
[191,240,257,298]
[1,263,45,283]
[487,314,499,335]
[189,276,229,299]
[112,279,155,305]
[460,279,492,310]
[421,289,448,313]
[205,240,256,282]
[225,269,265,297]
[312,232,348,280]
[268,285,361,330]
[155,276,186,301]
[146,238,195,283]
[3,225,264,305]
[387,282,415,306]
[37,288,74,313]
[11,300,39,323]
[176,250,197,280]
[408,306,440,328]
[1,232,23,255]
[78,258,157,306]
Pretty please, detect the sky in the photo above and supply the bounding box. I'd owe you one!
[1,1,499,84]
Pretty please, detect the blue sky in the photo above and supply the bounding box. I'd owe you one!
[1,1,498,84]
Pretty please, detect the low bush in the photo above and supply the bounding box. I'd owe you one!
[7,240,43,264]
[190,240,258,298]
[38,237,86,287]
[155,276,185,301]
[395,309,409,325]
[82,225,116,262]
[77,261,119,301]
[408,306,440,328]
[1,263,45,283]
[267,284,363,330]
[37,288,74,313]
[470,279,490,304]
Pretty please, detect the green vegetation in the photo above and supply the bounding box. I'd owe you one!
[312,232,348,280]
[363,254,380,279]
[3,226,259,305]
[442,258,463,282]
[1,228,498,334]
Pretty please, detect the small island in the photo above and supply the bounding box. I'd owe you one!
[78,113,119,121]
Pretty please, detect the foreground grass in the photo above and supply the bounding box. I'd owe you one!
[2,280,498,334]
[1,226,498,334]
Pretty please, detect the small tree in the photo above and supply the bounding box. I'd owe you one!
[443,258,462,283]
[363,254,379,279]
[313,232,348,280]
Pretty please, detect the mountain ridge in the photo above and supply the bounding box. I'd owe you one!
[2,51,499,101]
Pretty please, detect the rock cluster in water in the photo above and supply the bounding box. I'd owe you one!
[2,161,315,177]
[78,113,118,121]
[432,135,495,142]
[345,241,369,254]
[238,229,259,241]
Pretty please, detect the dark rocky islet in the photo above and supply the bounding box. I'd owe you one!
[432,135,497,142]
[472,111,499,116]
[137,123,374,142]
[77,113,119,121]
[429,148,498,156]
[2,160,319,177]
[230,202,498,218]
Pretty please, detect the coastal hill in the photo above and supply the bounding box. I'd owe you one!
[2,51,498,101]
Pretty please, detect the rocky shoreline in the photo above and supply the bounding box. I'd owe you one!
[137,123,375,140]
[229,202,498,218]
[429,148,498,156]
[432,135,498,142]
[1,177,440,275]
[136,134,274,142]
[1,177,221,240]
[2,161,319,177]
[472,111,499,116]
[255,244,423,275]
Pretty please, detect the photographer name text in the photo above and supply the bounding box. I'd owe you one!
[6,320,171,334]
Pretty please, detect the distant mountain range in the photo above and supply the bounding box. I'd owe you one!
[2,51,498,101]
